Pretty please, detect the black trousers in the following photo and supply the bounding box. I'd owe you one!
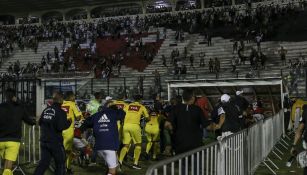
[34,142,66,175]
[304,167,307,175]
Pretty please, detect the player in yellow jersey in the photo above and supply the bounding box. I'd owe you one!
[119,95,149,169]
[61,91,83,174]
[144,108,161,160]
[112,98,128,142]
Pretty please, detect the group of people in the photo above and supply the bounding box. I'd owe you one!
[0,86,269,175]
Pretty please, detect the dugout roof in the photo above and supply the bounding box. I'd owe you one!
[166,78,285,114]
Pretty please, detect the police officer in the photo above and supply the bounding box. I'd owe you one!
[34,92,71,175]
[0,88,36,175]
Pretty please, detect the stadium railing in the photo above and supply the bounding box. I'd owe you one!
[145,110,286,175]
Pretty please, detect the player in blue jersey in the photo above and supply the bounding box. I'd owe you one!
[80,103,125,175]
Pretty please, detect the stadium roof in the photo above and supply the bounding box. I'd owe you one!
[0,0,138,14]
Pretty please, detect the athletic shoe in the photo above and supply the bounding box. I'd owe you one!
[131,164,142,170]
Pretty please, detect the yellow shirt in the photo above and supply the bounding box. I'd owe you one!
[113,100,128,110]
[61,100,83,129]
[147,112,160,126]
[123,102,149,125]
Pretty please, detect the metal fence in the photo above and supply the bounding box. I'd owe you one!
[145,110,286,175]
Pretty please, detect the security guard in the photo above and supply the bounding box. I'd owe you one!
[34,92,71,175]
[61,91,83,174]
[0,88,35,175]
[119,95,149,169]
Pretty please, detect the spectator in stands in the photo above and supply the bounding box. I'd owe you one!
[153,69,161,93]
[279,46,287,66]
[189,54,194,68]
[255,33,263,51]
[260,52,267,69]
[184,47,188,59]
[162,55,167,67]
[209,58,214,73]
[181,65,187,75]
[207,33,212,46]
[214,57,220,73]
[199,52,205,67]
[231,56,237,72]
[233,41,238,54]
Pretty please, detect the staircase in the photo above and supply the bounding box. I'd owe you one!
[0,41,63,72]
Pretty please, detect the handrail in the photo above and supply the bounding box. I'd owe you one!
[146,141,220,174]
[145,110,284,175]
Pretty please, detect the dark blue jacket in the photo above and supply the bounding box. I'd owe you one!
[81,107,125,151]
[39,103,70,143]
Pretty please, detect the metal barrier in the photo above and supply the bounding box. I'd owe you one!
[146,110,286,175]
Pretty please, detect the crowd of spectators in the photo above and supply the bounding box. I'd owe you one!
[284,52,307,96]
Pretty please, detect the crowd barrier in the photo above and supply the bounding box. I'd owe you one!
[145,110,287,175]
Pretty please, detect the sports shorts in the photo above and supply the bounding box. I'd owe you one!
[145,124,159,142]
[97,150,118,169]
[0,141,20,161]
[122,123,141,145]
